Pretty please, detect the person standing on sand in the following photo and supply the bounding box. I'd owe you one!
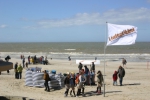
[34,55,37,64]
[64,73,70,97]
[22,57,25,68]
[17,64,23,79]
[28,56,30,64]
[117,66,125,86]
[68,56,71,61]
[84,65,89,85]
[5,55,11,73]
[78,62,83,72]
[91,62,95,72]
[96,70,103,94]
[76,71,86,97]
[91,62,95,84]
[25,62,28,68]
[69,72,76,97]
[122,58,127,67]
[43,70,50,92]
[14,62,18,79]
[89,69,95,85]
[112,71,118,86]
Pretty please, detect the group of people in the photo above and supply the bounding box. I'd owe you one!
[12,55,126,97]
[113,65,126,86]
[14,62,23,79]
[78,62,96,85]
[62,61,104,97]
[63,58,127,97]
[112,58,126,86]
[64,69,104,97]
[28,55,49,65]
[20,55,49,66]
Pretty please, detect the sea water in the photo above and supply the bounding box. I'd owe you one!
[0,42,150,62]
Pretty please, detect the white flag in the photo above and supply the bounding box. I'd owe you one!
[106,23,137,46]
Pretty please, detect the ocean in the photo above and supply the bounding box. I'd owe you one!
[0,42,150,62]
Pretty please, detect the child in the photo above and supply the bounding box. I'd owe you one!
[112,71,118,86]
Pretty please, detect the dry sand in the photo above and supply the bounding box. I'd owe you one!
[0,58,150,100]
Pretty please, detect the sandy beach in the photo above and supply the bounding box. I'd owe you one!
[0,58,150,100]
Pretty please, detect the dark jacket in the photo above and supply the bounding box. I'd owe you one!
[118,67,125,78]
[85,67,89,74]
[78,63,83,70]
[91,63,95,70]
[43,72,50,81]
[64,77,70,84]
[70,77,75,86]
[14,63,18,69]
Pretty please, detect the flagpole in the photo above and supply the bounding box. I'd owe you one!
[103,22,107,97]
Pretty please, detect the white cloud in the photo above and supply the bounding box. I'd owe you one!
[0,24,7,28]
[27,7,150,29]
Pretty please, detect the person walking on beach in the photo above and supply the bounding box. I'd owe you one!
[25,62,28,68]
[117,66,125,86]
[28,56,30,64]
[69,72,76,97]
[68,56,71,61]
[84,65,89,85]
[64,73,70,97]
[42,56,44,64]
[122,58,127,67]
[22,57,25,68]
[44,56,48,65]
[91,62,95,72]
[96,70,103,94]
[112,71,118,86]
[43,70,50,92]
[14,62,18,79]
[76,70,86,97]
[89,69,95,85]
[34,55,37,64]
[5,55,11,73]
[78,63,83,72]
[20,55,23,59]
[91,62,95,84]
[17,64,23,79]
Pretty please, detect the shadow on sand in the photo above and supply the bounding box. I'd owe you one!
[0,96,35,100]
[123,83,141,86]
[105,91,122,94]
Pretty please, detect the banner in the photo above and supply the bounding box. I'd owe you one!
[76,60,100,65]
[106,23,137,46]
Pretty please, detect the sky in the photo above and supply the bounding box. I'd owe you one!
[0,0,150,42]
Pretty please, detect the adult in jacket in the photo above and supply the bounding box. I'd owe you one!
[43,70,50,92]
[17,64,23,79]
[96,70,103,94]
[14,62,18,79]
[117,66,125,86]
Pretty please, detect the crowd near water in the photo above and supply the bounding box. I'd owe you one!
[0,42,150,98]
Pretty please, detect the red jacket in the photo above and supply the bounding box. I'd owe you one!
[113,71,118,81]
